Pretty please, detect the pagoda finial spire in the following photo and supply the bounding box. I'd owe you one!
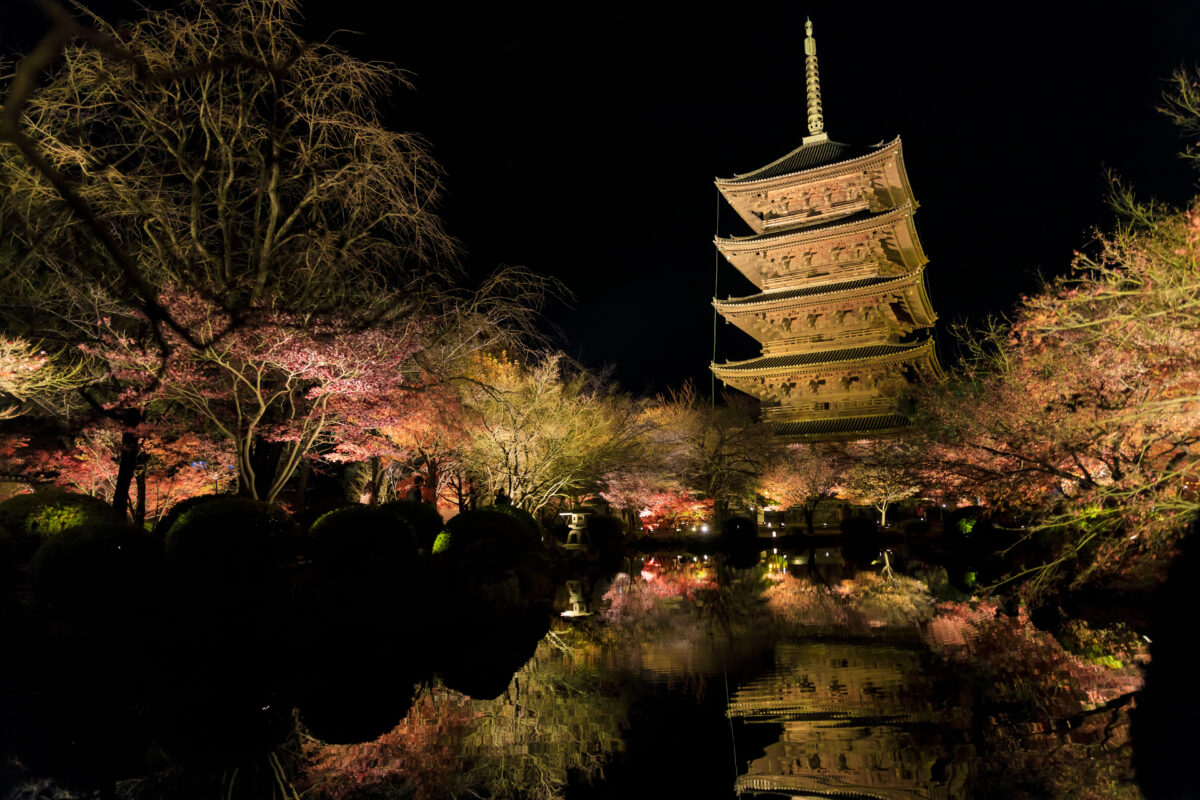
[804,17,825,137]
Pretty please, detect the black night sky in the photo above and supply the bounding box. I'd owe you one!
[5,1,1199,396]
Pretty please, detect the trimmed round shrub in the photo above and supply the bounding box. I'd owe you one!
[440,509,541,565]
[299,672,417,745]
[431,531,451,555]
[380,499,445,551]
[308,505,417,579]
[153,493,226,538]
[157,688,295,767]
[898,518,931,536]
[436,611,549,700]
[0,490,125,561]
[30,521,164,626]
[12,671,155,789]
[489,503,542,542]
[164,497,298,594]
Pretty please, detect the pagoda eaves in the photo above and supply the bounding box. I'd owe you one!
[713,270,939,351]
[714,202,927,291]
[715,136,917,235]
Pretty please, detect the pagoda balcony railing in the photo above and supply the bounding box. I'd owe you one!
[763,326,891,353]
[760,260,894,292]
[762,397,897,420]
[760,200,870,231]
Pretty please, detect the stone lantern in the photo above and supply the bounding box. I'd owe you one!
[559,510,590,550]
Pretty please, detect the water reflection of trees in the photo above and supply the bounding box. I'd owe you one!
[300,624,635,800]
[298,554,1145,800]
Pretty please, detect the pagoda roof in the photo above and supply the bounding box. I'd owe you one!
[715,276,899,309]
[716,203,911,248]
[767,413,911,438]
[713,341,928,373]
[718,137,886,185]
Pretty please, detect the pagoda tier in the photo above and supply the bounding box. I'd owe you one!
[715,136,916,235]
[713,269,938,353]
[712,340,940,423]
[714,203,926,291]
[708,18,942,439]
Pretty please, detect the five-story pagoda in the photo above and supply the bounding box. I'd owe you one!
[710,18,942,438]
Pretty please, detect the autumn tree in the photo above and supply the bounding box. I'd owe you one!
[460,354,643,514]
[19,423,236,524]
[0,336,83,420]
[1,0,550,503]
[326,382,467,507]
[1,0,454,319]
[642,384,777,522]
[758,443,849,535]
[599,467,713,534]
[839,440,921,528]
[915,71,1200,595]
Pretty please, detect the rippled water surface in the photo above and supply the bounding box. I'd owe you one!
[3,546,1148,799]
[299,550,1142,800]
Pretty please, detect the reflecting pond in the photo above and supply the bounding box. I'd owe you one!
[298,548,1143,800]
[1,543,1153,799]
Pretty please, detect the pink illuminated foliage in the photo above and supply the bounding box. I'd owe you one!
[600,471,713,533]
[90,289,433,503]
[916,197,1200,594]
[301,688,481,800]
[12,422,235,521]
[758,443,849,534]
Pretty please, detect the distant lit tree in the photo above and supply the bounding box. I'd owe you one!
[461,354,642,514]
[21,423,236,524]
[759,443,849,535]
[642,384,777,521]
[839,440,921,528]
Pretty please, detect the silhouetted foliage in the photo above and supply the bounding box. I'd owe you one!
[30,521,163,627]
[720,515,757,542]
[152,492,226,537]
[442,509,542,567]
[308,505,417,596]
[0,489,124,561]
[380,499,445,552]
[586,513,625,548]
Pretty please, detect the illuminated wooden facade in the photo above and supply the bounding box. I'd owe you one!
[710,19,942,438]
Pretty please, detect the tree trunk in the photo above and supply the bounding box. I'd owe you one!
[714,498,730,528]
[363,456,383,506]
[295,459,310,515]
[803,503,816,536]
[425,458,439,506]
[133,464,147,528]
[879,501,889,528]
[240,436,283,500]
[111,409,143,519]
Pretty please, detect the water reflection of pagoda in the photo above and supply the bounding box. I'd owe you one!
[710,19,942,438]
[729,642,972,799]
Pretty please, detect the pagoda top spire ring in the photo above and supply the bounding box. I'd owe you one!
[804,17,825,138]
